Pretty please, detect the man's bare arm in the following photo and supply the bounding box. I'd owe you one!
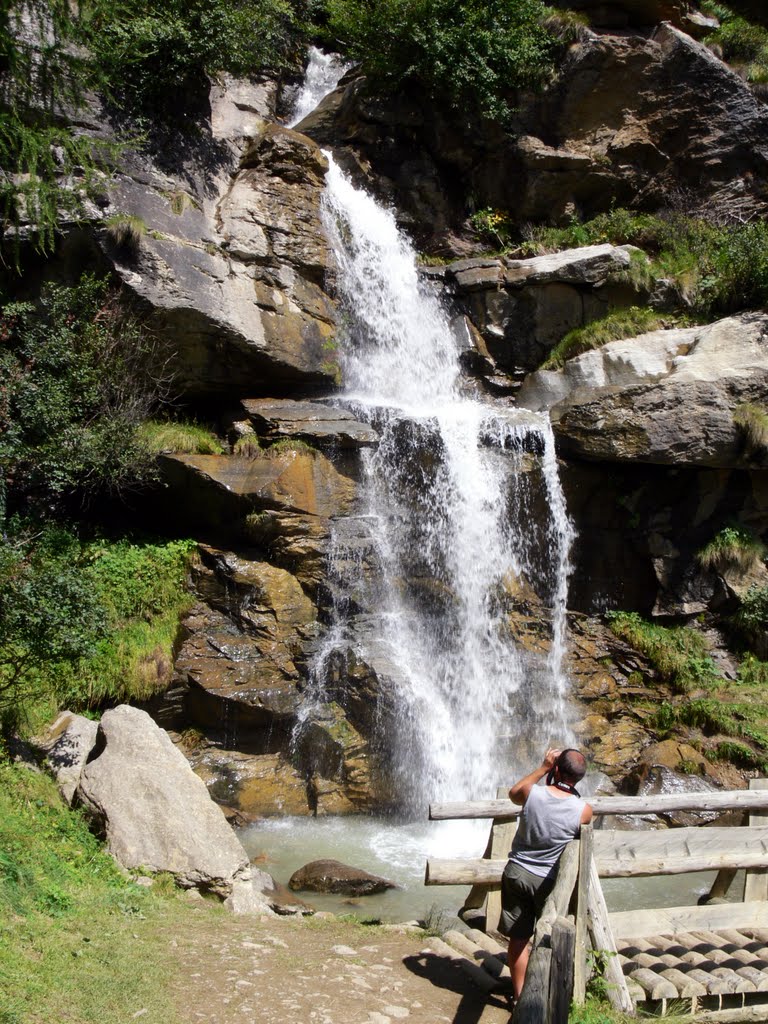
[509,748,561,805]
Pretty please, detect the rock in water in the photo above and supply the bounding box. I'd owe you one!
[289,859,396,895]
[75,705,252,897]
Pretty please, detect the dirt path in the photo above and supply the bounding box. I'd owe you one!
[168,907,512,1024]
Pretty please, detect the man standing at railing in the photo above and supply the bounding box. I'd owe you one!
[501,747,593,1002]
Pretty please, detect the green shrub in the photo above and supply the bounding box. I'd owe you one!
[0,275,170,519]
[541,307,670,369]
[607,611,719,693]
[697,524,766,574]
[702,3,768,82]
[0,531,195,731]
[138,420,224,456]
[232,433,263,457]
[87,0,308,115]
[324,0,558,122]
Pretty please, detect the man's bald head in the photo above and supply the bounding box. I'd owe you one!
[558,749,586,783]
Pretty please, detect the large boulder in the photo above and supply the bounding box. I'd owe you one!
[75,705,254,897]
[241,398,378,450]
[518,313,768,468]
[288,859,396,896]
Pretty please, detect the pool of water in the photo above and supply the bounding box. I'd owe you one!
[239,815,726,923]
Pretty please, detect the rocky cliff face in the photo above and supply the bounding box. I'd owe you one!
[22,5,768,809]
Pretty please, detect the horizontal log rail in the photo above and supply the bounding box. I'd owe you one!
[430,790,768,821]
[425,825,768,885]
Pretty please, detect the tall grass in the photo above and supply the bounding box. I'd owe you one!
[607,612,719,693]
[0,764,204,1024]
[138,419,224,455]
[541,307,670,369]
[697,525,766,574]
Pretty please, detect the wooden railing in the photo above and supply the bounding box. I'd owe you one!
[424,781,768,1023]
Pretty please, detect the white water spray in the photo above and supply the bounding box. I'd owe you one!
[310,156,576,810]
[287,47,352,129]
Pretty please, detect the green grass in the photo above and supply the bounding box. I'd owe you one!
[138,419,224,455]
[607,612,719,693]
[540,307,670,369]
[232,433,262,457]
[734,402,768,456]
[697,524,766,574]
[0,763,205,1024]
[702,2,768,84]
[104,213,147,249]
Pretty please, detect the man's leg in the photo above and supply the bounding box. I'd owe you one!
[507,934,532,1000]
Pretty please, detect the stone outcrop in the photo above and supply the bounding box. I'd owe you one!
[100,116,338,400]
[288,859,396,896]
[241,398,378,449]
[75,705,254,897]
[301,24,768,246]
[518,313,768,468]
[32,711,99,805]
[436,244,648,375]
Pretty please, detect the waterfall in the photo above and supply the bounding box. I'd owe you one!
[287,47,352,129]
[312,156,575,811]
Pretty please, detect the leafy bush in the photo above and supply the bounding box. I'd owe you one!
[702,2,768,83]
[138,420,224,456]
[324,0,559,122]
[86,0,308,115]
[0,530,195,732]
[540,307,670,369]
[697,524,766,574]
[607,611,719,693]
[0,275,170,518]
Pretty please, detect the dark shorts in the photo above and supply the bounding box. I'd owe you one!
[499,860,555,940]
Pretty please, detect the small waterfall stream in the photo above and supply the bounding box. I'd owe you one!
[286,47,352,128]
[308,156,575,810]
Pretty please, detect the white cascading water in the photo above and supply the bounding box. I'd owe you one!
[310,156,576,812]
[287,47,352,129]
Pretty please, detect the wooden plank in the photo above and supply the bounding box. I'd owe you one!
[610,901,768,941]
[486,803,517,933]
[586,855,635,1015]
[464,927,507,957]
[427,826,768,886]
[548,917,575,1024]
[620,951,706,997]
[460,819,496,914]
[430,789,768,821]
[746,779,768,902]
[423,936,500,993]
[623,967,677,1000]
[573,822,593,1006]
[442,930,509,979]
[678,1008,768,1024]
[705,868,739,903]
[514,842,580,1024]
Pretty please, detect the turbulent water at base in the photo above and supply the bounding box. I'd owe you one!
[286,47,351,128]
[306,156,576,812]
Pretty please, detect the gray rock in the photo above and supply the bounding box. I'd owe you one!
[638,765,724,827]
[289,859,396,896]
[445,245,648,373]
[75,705,252,896]
[33,711,99,805]
[518,313,768,468]
[241,398,378,449]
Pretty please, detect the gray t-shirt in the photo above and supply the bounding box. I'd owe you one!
[509,785,585,879]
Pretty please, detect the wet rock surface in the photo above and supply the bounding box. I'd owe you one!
[289,859,397,896]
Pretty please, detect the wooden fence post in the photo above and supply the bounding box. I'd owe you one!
[548,917,576,1024]
[586,854,635,1016]
[745,778,768,901]
[573,822,593,1005]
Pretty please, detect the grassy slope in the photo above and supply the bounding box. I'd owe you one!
[0,764,224,1024]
